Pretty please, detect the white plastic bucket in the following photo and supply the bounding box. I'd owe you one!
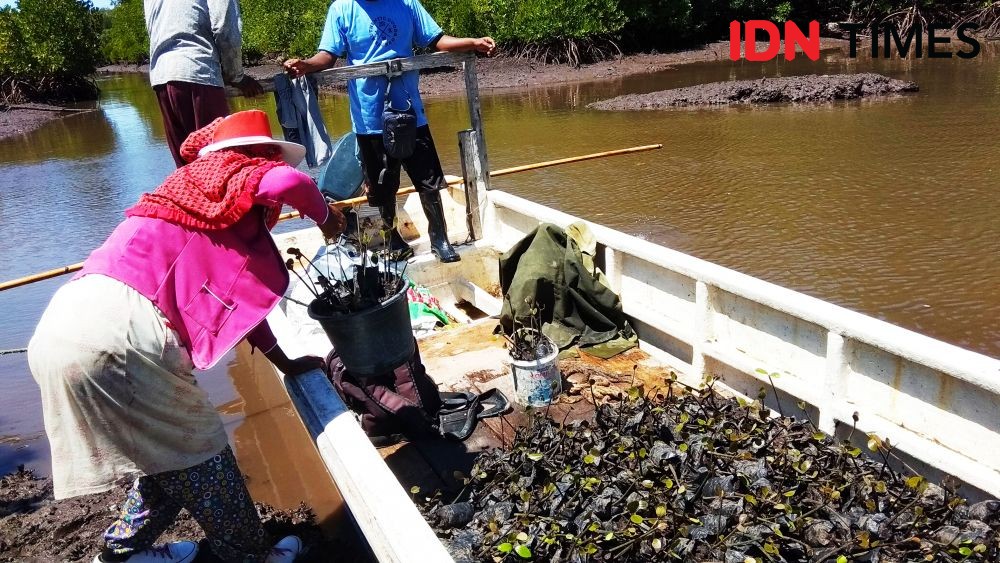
[509,331,561,407]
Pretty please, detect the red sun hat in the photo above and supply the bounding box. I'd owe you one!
[198,109,306,166]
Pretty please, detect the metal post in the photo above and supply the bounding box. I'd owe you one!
[458,129,484,240]
[461,55,490,190]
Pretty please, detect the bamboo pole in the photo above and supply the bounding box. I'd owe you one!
[0,144,661,292]
[0,263,85,291]
[282,143,664,217]
[492,144,662,179]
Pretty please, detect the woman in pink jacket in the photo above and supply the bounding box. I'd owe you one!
[27,110,344,563]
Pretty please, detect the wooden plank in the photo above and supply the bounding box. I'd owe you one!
[226,52,473,98]
[457,130,484,240]
[461,58,490,188]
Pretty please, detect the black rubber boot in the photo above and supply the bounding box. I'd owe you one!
[378,205,414,261]
[419,191,460,263]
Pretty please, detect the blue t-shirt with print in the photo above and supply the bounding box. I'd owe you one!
[319,0,443,134]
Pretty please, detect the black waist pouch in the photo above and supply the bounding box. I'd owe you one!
[382,77,417,159]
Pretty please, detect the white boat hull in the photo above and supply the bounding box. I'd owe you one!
[268,186,1000,562]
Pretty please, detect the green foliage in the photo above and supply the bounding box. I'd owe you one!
[422,0,487,38]
[85,0,1000,69]
[465,0,627,65]
[618,0,694,49]
[771,1,793,20]
[101,0,147,64]
[484,0,626,44]
[0,0,101,103]
[242,0,330,60]
[0,8,31,77]
[14,0,102,76]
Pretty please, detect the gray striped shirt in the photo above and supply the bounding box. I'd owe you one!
[144,0,244,88]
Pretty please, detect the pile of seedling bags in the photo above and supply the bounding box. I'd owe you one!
[417,381,1000,562]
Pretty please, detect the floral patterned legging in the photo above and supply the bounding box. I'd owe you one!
[102,446,271,563]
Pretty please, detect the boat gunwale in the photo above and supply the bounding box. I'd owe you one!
[264,188,1000,562]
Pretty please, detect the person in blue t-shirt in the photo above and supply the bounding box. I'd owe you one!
[284,0,495,263]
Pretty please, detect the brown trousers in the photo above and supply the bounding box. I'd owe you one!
[154,81,230,167]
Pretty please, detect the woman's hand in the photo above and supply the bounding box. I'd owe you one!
[232,75,264,97]
[262,344,325,376]
[319,203,347,240]
[277,355,325,376]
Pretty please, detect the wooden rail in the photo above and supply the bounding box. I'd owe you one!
[225,51,474,97]
[238,51,493,213]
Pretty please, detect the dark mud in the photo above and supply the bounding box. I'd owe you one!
[0,104,95,141]
[12,40,854,142]
[589,72,918,111]
[323,39,849,97]
[98,39,852,98]
[97,46,758,100]
[0,467,372,563]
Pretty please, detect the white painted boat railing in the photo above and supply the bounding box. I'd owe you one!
[266,299,454,563]
[262,186,998,557]
[483,189,1000,498]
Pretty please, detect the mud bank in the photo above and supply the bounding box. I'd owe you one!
[96,43,762,96]
[0,468,372,563]
[589,72,918,110]
[30,40,852,143]
[97,38,851,98]
[318,38,849,96]
[0,104,95,141]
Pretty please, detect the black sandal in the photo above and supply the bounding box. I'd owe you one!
[476,388,510,419]
[439,394,480,440]
[439,390,476,413]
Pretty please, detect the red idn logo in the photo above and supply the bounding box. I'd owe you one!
[730,21,820,61]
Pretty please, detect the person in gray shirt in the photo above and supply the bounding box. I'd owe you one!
[145,0,264,167]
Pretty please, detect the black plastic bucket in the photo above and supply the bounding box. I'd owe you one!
[307,285,414,377]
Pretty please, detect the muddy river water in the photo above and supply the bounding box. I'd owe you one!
[1,47,998,528]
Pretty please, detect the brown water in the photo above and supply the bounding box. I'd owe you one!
[1,47,998,512]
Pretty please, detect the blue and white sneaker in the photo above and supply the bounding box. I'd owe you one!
[93,541,198,563]
[265,535,303,563]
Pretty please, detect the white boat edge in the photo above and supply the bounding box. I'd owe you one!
[267,185,1000,563]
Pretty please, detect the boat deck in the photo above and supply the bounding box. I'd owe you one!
[382,320,678,496]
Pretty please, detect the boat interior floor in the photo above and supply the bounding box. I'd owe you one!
[381,320,680,497]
